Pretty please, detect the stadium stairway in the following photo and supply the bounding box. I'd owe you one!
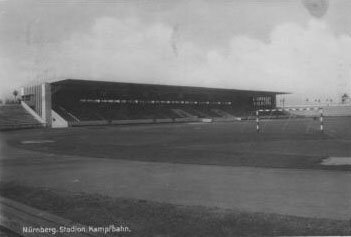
[0,104,44,130]
[171,108,196,118]
[211,109,236,118]
[53,106,80,122]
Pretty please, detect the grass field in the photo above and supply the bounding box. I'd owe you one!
[5,117,351,170]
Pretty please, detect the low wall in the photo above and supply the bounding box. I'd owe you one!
[213,117,241,122]
[174,117,198,122]
[155,118,173,123]
[69,119,155,126]
[69,120,109,127]
[111,119,154,125]
[65,113,270,127]
[67,117,204,127]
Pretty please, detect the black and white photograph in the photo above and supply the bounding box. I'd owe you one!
[1,0,351,236]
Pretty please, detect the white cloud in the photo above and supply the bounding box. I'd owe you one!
[1,16,351,104]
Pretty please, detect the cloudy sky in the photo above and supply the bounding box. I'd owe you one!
[0,0,350,104]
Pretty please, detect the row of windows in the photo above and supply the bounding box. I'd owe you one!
[253,96,273,106]
[79,99,233,105]
[253,96,272,102]
[253,101,272,106]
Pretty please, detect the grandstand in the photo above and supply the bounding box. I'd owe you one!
[48,79,283,127]
[2,79,285,129]
[0,104,44,130]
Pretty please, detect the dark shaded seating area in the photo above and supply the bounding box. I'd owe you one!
[54,102,261,122]
[51,79,283,123]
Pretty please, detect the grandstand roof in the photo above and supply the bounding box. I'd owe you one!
[51,79,286,101]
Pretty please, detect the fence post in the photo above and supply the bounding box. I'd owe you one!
[319,108,324,133]
[256,110,259,133]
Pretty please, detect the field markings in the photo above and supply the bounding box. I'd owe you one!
[20,140,55,144]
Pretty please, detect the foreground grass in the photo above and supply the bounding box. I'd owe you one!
[1,182,350,236]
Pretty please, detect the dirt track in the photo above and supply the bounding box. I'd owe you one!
[1,138,351,221]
